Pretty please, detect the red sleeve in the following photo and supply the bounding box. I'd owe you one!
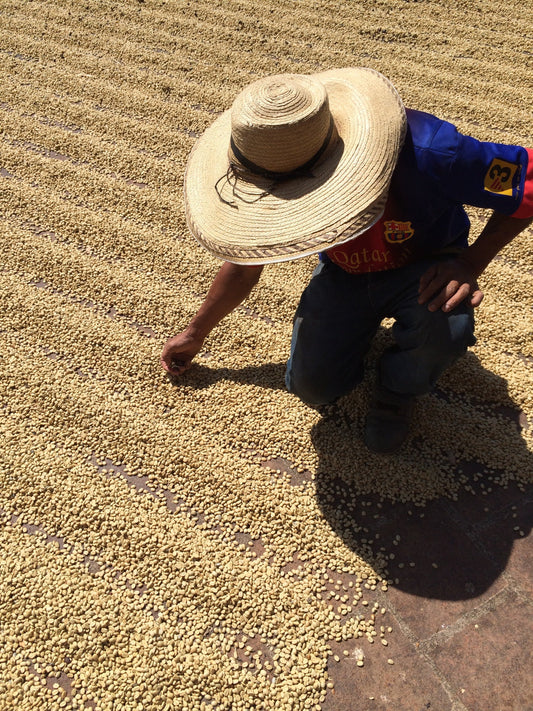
[512,147,533,218]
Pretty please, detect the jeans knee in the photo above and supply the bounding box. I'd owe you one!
[396,305,475,358]
[439,310,476,358]
[382,307,476,396]
[285,368,342,407]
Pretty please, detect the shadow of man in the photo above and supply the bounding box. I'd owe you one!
[167,343,531,601]
[310,349,533,602]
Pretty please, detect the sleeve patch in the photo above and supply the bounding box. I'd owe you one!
[483,158,518,197]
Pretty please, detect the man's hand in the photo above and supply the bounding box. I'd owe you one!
[160,329,205,376]
[418,257,484,313]
[419,213,533,313]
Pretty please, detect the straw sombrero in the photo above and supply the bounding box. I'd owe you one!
[184,67,407,264]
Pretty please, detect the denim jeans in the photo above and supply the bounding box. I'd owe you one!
[285,256,476,406]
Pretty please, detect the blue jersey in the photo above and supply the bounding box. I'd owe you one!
[325,109,533,274]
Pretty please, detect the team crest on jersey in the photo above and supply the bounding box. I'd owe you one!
[384,220,414,244]
[484,158,518,197]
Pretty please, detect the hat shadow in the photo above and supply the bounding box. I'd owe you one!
[310,349,533,601]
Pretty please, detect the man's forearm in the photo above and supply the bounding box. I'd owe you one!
[462,212,533,276]
[187,261,264,338]
[160,262,264,375]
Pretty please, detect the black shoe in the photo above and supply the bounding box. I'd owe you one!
[364,384,415,454]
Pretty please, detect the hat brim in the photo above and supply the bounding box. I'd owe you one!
[184,68,406,265]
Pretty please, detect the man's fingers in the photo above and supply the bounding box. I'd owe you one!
[426,279,460,311]
[418,259,482,312]
[160,355,191,376]
[418,278,445,304]
[170,358,191,376]
[440,283,471,312]
[160,357,175,374]
[418,264,438,289]
[431,283,483,313]
[427,290,448,311]
[470,290,484,308]
[418,267,457,305]
[418,265,439,301]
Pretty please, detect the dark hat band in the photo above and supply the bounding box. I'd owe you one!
[229,118,334,181]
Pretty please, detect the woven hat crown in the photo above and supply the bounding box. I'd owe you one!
[230,74,332,174]
[185,67,407,264]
